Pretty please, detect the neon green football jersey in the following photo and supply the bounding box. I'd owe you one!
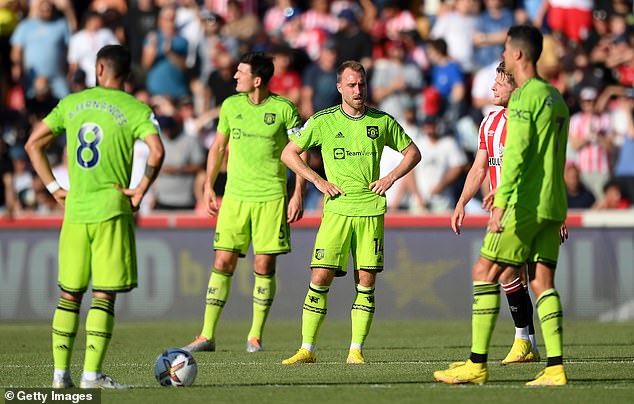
[292,105,412,216]
[218,93,302,201]
[43,87,159,223]
[493,78,569,221]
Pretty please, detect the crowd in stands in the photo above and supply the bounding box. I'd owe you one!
[1,0,633,217]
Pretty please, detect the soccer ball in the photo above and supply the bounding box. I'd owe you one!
[153,348,198,387]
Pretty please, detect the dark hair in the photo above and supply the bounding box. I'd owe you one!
[427,38,448,57]
[496,61,515,86]
[336,60,366,83]
[507,24,543,64]
[96,44,131,80]
[239,52,274,85]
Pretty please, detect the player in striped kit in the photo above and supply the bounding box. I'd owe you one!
[450,62,540,364]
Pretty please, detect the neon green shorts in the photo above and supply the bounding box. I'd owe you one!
[480,205,562,267]
[310,211,384,276]
[214,194,290,256]
[58,214,137,293]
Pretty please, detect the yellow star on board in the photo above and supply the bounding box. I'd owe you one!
[383,237,463,316]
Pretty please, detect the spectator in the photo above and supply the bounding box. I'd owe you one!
[471,61,498,116]
[142,6,189,99]
[175,0,204,70]
[593,180,631,209]
[69,69,88,93]
[380,0,417,41]
[384,100,422,210]
[153,115,205,210]
[221,0,261,44]
[426,38,466,130]
[68,10,119,88]
[611,90,634,201]
[0,138,17,217]
[263,0,298,37]
[332,8,373,69]
[203,48,237,125]
[537,0,593,43]
[282,8,327,61]
[269,45,302,106]
[123,0,159,83]
[9,146,34,211]
[605,16,634,87]
[473,0,514,70]
[430,0,479,73]
[196,10,239,86]
[25,76,58,125]
[565,163,596,209]
[410,115,467,212]
[10,0,71,99]
[371,39,423,124]
[568,86,615,199]
[301,0,338,34]
[0,0,21,106]
[300,39,339,120]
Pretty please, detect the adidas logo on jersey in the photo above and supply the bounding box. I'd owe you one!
[335,132,345,138]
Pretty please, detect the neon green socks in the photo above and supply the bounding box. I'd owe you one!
[201,269,233,340]
[248,272,276,340]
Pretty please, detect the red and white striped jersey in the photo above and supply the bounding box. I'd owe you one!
[478,107,508,190]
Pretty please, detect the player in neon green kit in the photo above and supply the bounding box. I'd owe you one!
[281,61,421,364]
[434,25,569,386]
[26,45,164,389]
[183,52,305,353]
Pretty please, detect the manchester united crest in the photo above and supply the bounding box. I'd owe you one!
[264,113,276,125]
[366,126,379,140]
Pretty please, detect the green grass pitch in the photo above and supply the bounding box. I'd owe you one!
[2,320,633,403]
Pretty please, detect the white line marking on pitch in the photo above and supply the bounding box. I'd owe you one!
[5,360,634,368]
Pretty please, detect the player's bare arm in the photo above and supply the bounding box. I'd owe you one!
[203,132,229,216]
[282,141,345,198]
[117,133,165,210]
[369,142,421,195]
[287,151,308,223]
[452,149,489,234]
[25,121,68,207]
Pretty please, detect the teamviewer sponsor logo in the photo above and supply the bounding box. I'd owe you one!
[334,148,378,160]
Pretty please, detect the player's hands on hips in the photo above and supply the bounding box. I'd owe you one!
[203,182,219,217]
[560,222,568,244]
[482,189,497,212]
[369,176,394,196]
[314,178,345,198]
[287,194,304,223]
[488,207,504,233]
[115,185,143,211]
[451,204,465,235]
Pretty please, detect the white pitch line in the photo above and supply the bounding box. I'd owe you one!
[5,360,634,368]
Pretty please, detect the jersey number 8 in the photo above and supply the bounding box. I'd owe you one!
[76,123,103,169]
